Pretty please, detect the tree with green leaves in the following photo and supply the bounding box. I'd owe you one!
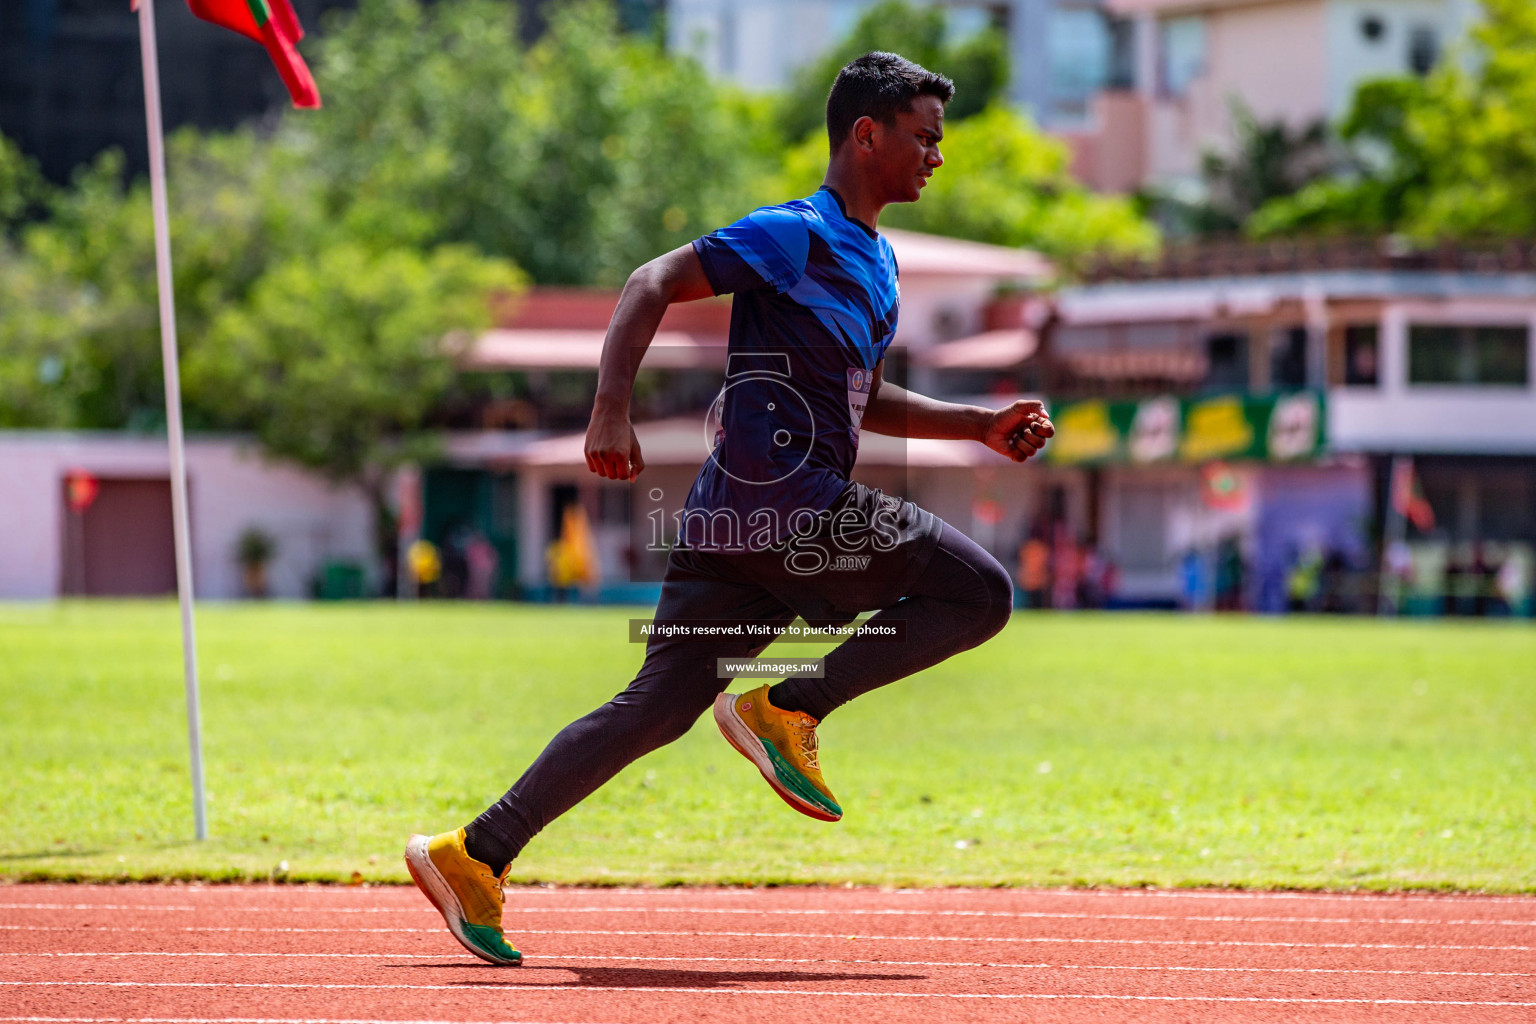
[0,124,520,489]
[0,135,49,237]
[0,134,323,432]
[1250,0,1536,240]
[1156,102,1337,238]
[303,0,780,285]
[188,241,521,541]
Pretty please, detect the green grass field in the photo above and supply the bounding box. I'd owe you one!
[2,601,1532,891]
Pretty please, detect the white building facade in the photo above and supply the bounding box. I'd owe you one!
[0,433,376,600]
[1065,0,1482,191]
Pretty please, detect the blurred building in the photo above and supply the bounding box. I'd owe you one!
[379,234,1536,615]
[0,433,374,599]
[1060,0,1483,193]
[980,237,1534,611]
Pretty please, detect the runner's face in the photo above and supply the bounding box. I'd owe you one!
[873,95,944,204]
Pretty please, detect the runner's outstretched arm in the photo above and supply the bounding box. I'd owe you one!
[585,244,716,480]
[860,360,1054,463]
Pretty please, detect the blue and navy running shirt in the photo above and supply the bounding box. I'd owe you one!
[681,187,900,547]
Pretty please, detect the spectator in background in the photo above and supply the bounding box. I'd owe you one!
[546,504,599,602]
[1079,547,1105,609]
[466,532,500,600]
[1215,535,1245,612]
[1099,558,1120,608]
[1017,530,1049,609]
[1320,549,1351,613]
[1050,525,1080,610]
[1286,545,1322,613]
[1445,548,1468,616]
[1179,547,1203,611]
[440,525,471,599]
[1496,552,1521,616]
[408,539,441,599]
[1471,544,1494,617]
[1383,539,1413,614]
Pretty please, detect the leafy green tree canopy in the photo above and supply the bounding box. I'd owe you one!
[188,242,521,491]
[1,134,328,431]
[0,135,50,236]
[0,113,522,489]
[1159,102,1336,238]
[304,0,779,285]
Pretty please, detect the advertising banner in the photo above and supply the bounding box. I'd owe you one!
[1045,391,1325,466]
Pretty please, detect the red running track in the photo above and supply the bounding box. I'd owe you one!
[1,883,1532,1023]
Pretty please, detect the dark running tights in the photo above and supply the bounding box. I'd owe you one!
[464,526,1013,871]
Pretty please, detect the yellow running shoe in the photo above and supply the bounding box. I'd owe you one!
[713,684,842,822]
[404,828,522,965]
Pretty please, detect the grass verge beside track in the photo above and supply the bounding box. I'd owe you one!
[1,601,1532,890]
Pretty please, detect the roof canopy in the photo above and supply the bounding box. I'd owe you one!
[913,329,1039,369]
[882,229,1052,281]
[464,330,726,372]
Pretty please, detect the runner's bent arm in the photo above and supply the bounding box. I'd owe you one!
[585,244,715,480]
[861,360,1054,463]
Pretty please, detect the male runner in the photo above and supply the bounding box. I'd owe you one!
[404,51,1054,966]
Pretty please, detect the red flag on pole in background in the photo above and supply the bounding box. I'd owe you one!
[133,0,320,108]
[1390,456,1436,532]
[65,470,100,513]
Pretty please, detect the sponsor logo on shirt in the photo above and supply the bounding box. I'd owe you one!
[847,366,871,442]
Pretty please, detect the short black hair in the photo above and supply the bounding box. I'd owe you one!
[826,52,954,153]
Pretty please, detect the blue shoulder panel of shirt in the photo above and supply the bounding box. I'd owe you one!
[691,188,899,369]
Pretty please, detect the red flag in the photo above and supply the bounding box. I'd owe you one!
[1390,456,1436,532]
[65,471,100,513]
[182,0,321,108]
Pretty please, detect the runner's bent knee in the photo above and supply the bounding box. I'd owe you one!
[972,550,1014,641]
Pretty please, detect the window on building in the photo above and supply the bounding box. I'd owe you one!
[1160,16,1207,98]
[1106,15,1136,90]
[1343,324,1380,386]
[1049,6,1112,122]
[1417,460,1536,542]
[1203,332,1249,391]
[1271,326,1308,390]
[1408,324,1530,386]
[932,306,967,342]
[1407,24,1439,76]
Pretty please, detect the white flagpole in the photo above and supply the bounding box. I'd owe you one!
[136,0,208,841]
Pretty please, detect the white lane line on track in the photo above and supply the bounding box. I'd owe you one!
[3,951,1530,978]
[2,923,1530,951]
[3,982,1534,1007]
[4,904,1530,927]
[17,884,1536,904]
[1,1018,611,1024]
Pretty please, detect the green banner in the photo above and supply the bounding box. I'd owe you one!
[1045,392,1325,466]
